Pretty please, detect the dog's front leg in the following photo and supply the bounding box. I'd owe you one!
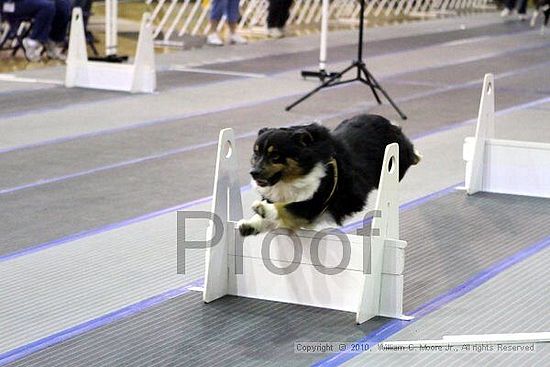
[238,200,310,236]
[238,200,279,236]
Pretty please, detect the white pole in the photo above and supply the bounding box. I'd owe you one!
[105,0,118,56]
[319,0,329,71]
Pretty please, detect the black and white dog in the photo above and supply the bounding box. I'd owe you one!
[531,0,550,33]
[238,114,421,236]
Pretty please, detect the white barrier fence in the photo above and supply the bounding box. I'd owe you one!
[146,0,494,47]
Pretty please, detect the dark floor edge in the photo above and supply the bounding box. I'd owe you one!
[312,235,550,367]
[0,183,462,365]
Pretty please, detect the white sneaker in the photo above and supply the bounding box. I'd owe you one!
[206,33,224,46]
[45,41,66,61]
[267,27,284,39]
[22,38,43,62]
[518,13,528,21]
[500,8,512,17]
[530,11,539,27]
[228,33,247,45]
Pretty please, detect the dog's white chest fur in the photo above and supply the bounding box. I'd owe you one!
[254,163,327,203]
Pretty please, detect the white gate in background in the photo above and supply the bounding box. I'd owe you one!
[146,0,493,47]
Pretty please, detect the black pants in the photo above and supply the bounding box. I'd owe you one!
[505,0,527,14]
[267,0,293,28]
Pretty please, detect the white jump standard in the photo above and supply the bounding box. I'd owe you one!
[202,129,412,324]
[464,73,550,198]
[65,8,157,93]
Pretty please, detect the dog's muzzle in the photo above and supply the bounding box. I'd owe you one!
[250,169,282,187]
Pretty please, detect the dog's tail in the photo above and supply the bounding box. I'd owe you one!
[412,147,423,165]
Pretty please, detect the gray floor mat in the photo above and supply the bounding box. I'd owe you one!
[0,55,546,255]
[7,191,550,367]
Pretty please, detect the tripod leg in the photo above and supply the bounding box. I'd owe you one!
[360,66,382,104]
[286,63,357,111]
[362,66,407,120]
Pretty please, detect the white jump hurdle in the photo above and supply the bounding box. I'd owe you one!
[464,74,550,198]
[65,8,156,93]
[202,128,412,324]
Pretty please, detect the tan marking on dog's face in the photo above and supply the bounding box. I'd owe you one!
[254,144,259,152]
[267,145,275,153]
[261,162,285,178]
[281,158,304,182]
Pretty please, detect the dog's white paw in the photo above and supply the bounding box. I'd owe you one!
[251,200,278,220]
[413,147,423,165]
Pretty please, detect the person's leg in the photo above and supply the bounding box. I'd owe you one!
[278,0,293,28]
[266,0,284,37]
[13,0,56,43]
[267,0,278,29]
[505,0,517,9]
[207,0,225,45]
[517,0,527,15]
[227,0,246,43]
[226,0,240,30]
[44,0,71,59]
[49,0,71,43]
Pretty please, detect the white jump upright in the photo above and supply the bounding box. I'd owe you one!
[203,128,411,324]
[65,8,156,93]
[464,74,550,198]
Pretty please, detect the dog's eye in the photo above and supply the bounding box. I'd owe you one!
[270,155,282,163]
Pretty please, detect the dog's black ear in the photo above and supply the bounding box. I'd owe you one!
[292,129,314,146]
[258,127,270,136]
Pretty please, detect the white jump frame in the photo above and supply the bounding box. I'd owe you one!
[464,73,550,198]
[202,128,412,324]
[65,8,156,93]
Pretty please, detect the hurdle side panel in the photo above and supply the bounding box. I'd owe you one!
[224,223,406,312]
[65,8,156,93]
[65,8,89,88]
[465,73,495,195]
[227,255,364,312]
[356,143,402,324]
[132,12,157,93]
[78,62,135,91]
[226,224,366,272]
[203,129,244,303]
[464,138,550,198]
[226,222,406,274]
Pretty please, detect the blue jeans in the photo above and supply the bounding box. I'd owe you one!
[13,0,71,43]
[210,0,240,23]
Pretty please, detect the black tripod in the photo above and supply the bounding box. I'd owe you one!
[285,0,407,120]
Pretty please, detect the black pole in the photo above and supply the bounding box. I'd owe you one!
[357,0,364,78]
